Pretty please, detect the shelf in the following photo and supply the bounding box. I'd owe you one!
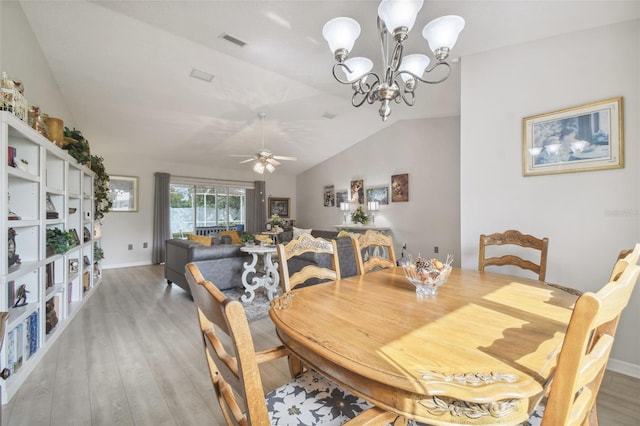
[1,111,99,403]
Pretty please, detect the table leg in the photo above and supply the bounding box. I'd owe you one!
[241,252,259,302]
[263,252,280,301]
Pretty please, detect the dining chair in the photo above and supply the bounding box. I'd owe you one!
[478,229,549,281]
[184,262,397,426]
[353,230,397,275]
[525,262,640,426]
[610,243,640,281]
[277,233,340,292]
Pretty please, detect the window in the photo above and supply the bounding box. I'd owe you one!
[170,182,247,237]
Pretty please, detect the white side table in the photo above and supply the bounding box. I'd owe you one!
[240,246,280,302]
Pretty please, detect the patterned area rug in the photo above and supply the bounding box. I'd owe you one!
[222,287,276,322]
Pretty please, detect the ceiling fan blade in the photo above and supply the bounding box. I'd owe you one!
[239,158,256,164]
[267,158,280,166]
[273,155,297,161]
[229,154,255,158]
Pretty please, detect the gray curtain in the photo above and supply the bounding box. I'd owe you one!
[152,172,171,264]
[246,180,266,234]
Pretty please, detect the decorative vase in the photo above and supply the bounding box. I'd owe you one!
[28,106,48,138]
[46,117,64,147]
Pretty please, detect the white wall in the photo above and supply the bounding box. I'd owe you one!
[296,117,461,264]
[461,20,640,373]
[0,2,75,127]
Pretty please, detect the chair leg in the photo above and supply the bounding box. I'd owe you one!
[587,404,599,426]
[343,407,400,425]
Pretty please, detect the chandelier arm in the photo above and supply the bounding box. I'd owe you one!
[332,63,356,85]
[414,61,453,85]
[352,78,381,107]
[396,78,416,106]
[377,16,389,71]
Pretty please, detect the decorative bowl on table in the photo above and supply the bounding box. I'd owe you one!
[400,254,453,296]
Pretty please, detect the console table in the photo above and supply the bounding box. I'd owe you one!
[334,225,391,234]
[239,246,280,302]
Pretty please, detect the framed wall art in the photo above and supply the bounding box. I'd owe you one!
[523,97,623,176]
[350,179,364,204]
[335,190,348,208]
[323,185,335,207]
[366,186,389,205]
[109,175,139,212]
[268,197,290,217]
[391,174,409,202]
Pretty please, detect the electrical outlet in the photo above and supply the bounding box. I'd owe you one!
[128,244,133,250]
[434,246,439,253]
[143,242,148,248]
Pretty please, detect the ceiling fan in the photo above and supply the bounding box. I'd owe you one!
[230,112,297,174]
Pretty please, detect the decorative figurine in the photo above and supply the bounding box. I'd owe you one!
[13,284,29,307]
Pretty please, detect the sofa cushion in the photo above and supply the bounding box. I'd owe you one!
[219,230,242,244]
[187,234,212,246]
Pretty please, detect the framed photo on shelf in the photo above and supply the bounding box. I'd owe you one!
[366,186,389,205]
[109,175,139,212]
[268,197,290,218]
[523,97,623,176]
[68,258,79,274]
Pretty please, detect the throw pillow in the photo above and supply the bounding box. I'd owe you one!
[219,230,242,245]
[337,230,359,239]
[186,234,212,246]
[293,226,312,239]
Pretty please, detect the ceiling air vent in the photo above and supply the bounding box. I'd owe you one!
[190,68,215,82]
[219,33,247,47]
[322,112,337,120]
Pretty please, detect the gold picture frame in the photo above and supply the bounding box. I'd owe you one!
[523,97,623,176]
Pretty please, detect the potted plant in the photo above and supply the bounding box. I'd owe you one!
[351,206,369,225]
[94,243,104,262]
[270,214,282,232]
[46,228,75,256]
[241,233,255,246]
[62,127,91,165]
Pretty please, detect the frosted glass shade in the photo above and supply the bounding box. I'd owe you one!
[322,17,361,53]
[253,161,265,174]
[377,0,422,33]
[265,163,276,173]
[422,15,465,52]
[343,57,373,82]
[398,54,430,82]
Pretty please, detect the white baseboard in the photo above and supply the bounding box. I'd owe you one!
[102,261,153,270]
[607,358,640,378]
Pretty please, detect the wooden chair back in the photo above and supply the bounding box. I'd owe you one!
[185,262,288,425]
[610,243,640,281]
[478,229,549,281]
[353,230,397,274]
[277,234,340,292]
[541,263,640,425]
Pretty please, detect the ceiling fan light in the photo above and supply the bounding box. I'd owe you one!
[398,53,430,82]
[343,57,373,82]
[377,0,422,34]
[422,15,465,55]
[322,17,361,56]
[253,161,265,174]
[266,163,276,173]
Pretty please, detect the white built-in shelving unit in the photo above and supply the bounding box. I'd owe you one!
[0,111,102,403]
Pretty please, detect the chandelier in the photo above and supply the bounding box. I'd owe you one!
[322,0,465,121]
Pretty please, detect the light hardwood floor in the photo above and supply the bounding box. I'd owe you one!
[2,265,639,425]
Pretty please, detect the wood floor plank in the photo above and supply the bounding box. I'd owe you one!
[2,264,639,426]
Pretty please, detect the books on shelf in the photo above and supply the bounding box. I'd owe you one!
[6,311,40,375]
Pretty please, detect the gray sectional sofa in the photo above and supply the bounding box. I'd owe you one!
[164,229,360,296]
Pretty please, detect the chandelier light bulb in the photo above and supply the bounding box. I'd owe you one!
[398,54,430,82]
[422,15,465,60]
[377,0,422,35]
[343,57,374,82]
[322,17,361,60]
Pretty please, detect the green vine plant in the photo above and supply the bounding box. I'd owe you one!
[63,127,91,165]
[91,154,112,220]
[46,228,75,255]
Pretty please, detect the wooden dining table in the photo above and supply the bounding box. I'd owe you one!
[269,267,578,425]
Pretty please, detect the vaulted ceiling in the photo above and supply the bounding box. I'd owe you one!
[18,0,638,175]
